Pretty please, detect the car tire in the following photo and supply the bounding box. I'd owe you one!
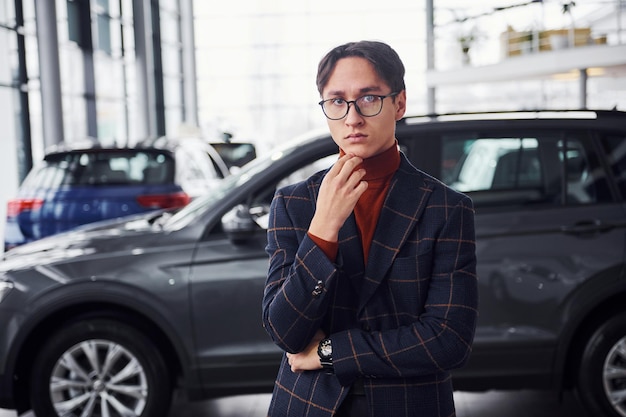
[30,317,172,417]
[577,312,626,417]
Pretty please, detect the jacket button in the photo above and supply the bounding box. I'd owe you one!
[312,280,324,297]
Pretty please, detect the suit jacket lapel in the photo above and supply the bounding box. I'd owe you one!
[357,157,434,312]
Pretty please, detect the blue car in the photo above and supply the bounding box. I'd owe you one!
[5,137,230,250]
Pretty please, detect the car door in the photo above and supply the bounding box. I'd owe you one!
[187,224,278,391]
[187,150,338,392]
[409,128,626,388]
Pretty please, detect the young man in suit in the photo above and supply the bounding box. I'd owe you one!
[262,40,478,417]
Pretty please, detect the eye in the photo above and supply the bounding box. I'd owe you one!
[359,95,378,104]
[330,98,346,106]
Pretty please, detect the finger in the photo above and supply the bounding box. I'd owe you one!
[324,162,365,196]
[344,167,367,191]
[328,154,362,181]
[325,154,350,177]
[353,178,368,196]
[336,156,363,182]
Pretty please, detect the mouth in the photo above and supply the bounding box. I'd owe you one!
[345,133,366,142]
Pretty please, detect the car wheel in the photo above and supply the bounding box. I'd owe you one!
[30,318,172,417]
[577,312,626,417]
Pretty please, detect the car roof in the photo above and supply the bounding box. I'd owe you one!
[42,136,216,157]
[400,108,626,126]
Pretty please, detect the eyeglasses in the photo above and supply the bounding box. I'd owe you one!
[318,92,399,120]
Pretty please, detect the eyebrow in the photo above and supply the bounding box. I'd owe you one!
[325,86,383,97]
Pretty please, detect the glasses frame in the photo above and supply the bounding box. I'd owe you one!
[318,92,400,120]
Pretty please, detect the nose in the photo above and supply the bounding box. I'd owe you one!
[344,102,364,125]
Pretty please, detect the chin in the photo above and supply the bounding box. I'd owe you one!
[341,143,370,157]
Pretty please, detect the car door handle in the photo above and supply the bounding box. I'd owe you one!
[560,219,614,236]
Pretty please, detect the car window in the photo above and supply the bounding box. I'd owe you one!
[20,161,68,190]
[600,134,626,200]
[78,151,176,185]
[196,152,338,237]
[561,138,594,204]
[239,153,338,232]
[140,152,175,184]
[23,151,175,188]
[165,145,289,231]
[177,147,221,183]
[441,133,614,208]
[450,138,539,192]
[177,149,205,181]
[210,142,257,169]
[277,154,338,189]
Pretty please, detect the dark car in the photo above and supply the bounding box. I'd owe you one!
[4,137,230,250]
[0,109,625,417]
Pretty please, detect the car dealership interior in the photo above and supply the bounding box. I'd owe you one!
[1,1,625,417]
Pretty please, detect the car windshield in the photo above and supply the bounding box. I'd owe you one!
[28,150,175,188]
[162,136,313,230]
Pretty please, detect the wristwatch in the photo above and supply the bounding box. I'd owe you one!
[318,338,334,373]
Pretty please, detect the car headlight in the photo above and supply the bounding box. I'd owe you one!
[0,281,14,303]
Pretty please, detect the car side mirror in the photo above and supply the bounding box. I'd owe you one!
[221,204,268,242]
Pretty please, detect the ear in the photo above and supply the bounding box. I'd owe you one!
[394,90,407,121]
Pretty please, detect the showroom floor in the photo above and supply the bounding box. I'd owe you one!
[0,389,590,417]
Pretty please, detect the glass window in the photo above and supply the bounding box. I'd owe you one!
[159,9,180,45]
[161,44,182,75]
[447,137,540,193]
[66,0,80,44]
[0,1,16,26]
[210,143,257,169]
[440,133,614,209]
[159,0,179,13]
[91,0,112,54]
[96,13,111,54]
[23,151,176,188]
[96,0,109,10]
[0,85,21,192]
[278,154,337,189]
[177,150,206,182]
[21,161,67,189]
[560,139,594,204]
[165,106,183,137]
[0,26,17,85]
[562,135,614,204]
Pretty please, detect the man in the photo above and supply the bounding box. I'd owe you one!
[262,40,478,417]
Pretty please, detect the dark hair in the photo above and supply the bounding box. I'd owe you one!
[316,40,406,95]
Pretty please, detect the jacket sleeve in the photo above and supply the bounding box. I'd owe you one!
[331,195,478,386]
[261,186,338,353]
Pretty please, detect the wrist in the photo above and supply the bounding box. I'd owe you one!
[309,217,340,242]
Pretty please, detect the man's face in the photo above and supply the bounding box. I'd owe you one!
[321,57,406,159]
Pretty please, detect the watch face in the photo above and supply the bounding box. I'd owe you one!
[319,339,332,358]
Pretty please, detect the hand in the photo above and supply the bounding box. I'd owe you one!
[309,154,368,242]
[286,329,326,373]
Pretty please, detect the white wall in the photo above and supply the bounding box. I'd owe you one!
[0,87,20,253]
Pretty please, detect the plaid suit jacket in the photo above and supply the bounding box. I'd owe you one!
[262,153,478,417]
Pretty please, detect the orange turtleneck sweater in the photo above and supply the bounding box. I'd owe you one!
[308,143,401,264]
